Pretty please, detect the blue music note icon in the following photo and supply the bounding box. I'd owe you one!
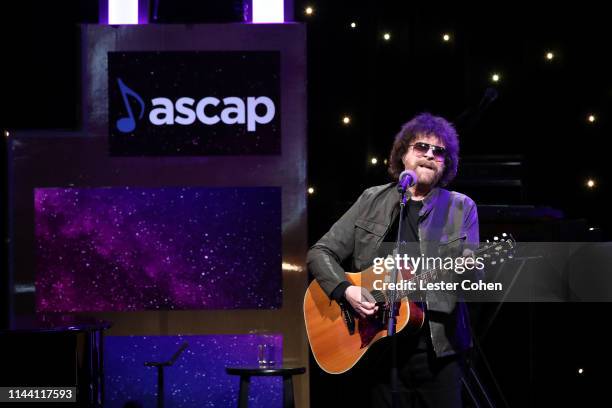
[116,78,145,133]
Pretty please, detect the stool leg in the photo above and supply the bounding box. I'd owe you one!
[238,375,251,408]
[282,375,295,408]
[157,366,164,408]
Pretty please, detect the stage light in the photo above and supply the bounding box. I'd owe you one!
[282,262,303,272]
[588,227,596,231]
[586,179,596,188]
[342,116,351,125]
[108,0,139,25]
[491,73,501,83]
[350,22,357,29]
[305,6,314,16]
[252,0,285,23]
[545,52,555,60]
[578,368,584,375]
[588,114,596,123]
[384,159,388,165]
[308,187,315,195]
[383,32,391,41]
[371,157,378,165]
[443,33,451,42]
[4,130,9,138]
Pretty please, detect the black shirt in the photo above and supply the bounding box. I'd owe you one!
[382,199,423,252]
[379,199,430,351]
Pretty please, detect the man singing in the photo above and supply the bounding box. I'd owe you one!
[307,112,479,407]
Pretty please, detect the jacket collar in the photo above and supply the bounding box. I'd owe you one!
[390,183,441,220]
[417,186,441,218]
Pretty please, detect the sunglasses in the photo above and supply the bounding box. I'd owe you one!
[408,142,447,161]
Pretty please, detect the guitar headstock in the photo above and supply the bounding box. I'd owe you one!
[478,233,516,266]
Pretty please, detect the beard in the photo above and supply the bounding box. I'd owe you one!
[413,161,442,187]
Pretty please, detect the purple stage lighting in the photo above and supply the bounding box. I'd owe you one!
[35,186,282,312]
[105,334,283,407]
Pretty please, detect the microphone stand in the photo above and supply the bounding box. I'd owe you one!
[387,186,410,408]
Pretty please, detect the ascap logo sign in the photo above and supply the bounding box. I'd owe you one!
[108,51,280,156]
[114,79,275,133]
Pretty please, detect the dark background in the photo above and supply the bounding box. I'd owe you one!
[1,1,609,236]
[1,1,611,407]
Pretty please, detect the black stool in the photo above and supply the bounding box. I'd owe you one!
[225,366,306,408]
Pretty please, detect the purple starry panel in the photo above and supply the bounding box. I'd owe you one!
[34,187,281,311]
[105,334,283,408]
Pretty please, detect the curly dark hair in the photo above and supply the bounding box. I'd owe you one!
[387,112,459,187]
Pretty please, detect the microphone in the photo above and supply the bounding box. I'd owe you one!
[397,170,417,193]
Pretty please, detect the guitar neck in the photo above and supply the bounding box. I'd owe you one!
[391,267,439,300]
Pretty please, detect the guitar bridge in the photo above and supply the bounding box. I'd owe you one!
[339,302,355,335]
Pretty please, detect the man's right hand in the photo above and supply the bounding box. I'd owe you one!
[344,285,379,318]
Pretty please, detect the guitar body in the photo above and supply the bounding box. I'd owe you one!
[303,266,425,374]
